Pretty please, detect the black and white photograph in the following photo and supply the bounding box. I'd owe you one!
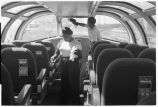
[1,0,157,105]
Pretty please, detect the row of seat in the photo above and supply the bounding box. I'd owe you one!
[1,63,32,105]
[87,41,156,105]
[101,58,156,105]
[1,40,55,60]
[1,40,56,105]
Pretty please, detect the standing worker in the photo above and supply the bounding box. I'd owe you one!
[51,27,82,105]
[69,17,102,44]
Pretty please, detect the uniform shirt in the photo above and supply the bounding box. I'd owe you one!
[57,39,82,57]
[86,25,102,42]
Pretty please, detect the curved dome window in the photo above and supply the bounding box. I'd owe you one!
[127,1,155,11]
[7,4,39,14]
[22,14,57,41]
[128,20,145,46]
[4,19,22,43]
[1,17,10,33]
[137,18,155,48]
[95,15,130,43]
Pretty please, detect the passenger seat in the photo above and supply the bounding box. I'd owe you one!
[12,40,28,47]
[1,48,45,104]
[138,48,156,62]
[118,42,128,48]
[125,44,148,57]
[1,43,16,51]
[101,58,156,105]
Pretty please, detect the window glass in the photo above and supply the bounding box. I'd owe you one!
[100,5,136,14]
[7,5,38,14]
[23,10,42,16]
[22,15,57,41]
[95,15,130,43]
[137,18,155,48]
[127,1,155,11]
[1,17,10,33]
[62,18,88,37]
[1,0,14,6]
[4,19,22,43]
[151,15,156,22]
[128,20,145,46]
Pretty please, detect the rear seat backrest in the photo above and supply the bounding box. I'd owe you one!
[138,48,156,62]
[36,40,55,60]
[1,43,16,51]
[1,47,37,93]
[12,40,28,47]
[1,63,14,105]
[91,40,111,55]
[97,48,133,93]
[93,44,118,71]
[101,58,156,105]
[125,44,148,57]
[22,42,49,75]
[118,42,128,48]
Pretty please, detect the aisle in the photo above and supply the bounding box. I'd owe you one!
[41,79,61,105]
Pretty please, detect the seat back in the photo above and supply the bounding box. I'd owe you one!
[1,43,16,51]
[1,47,37,93]
[119,42,128,48]
[138,48,156,62]
[36,40,55,60]
[101,58,156,105]
[97,48,133,93]
[125,44,148,57]
[12,40,28,47]
[137,91,156,105]
[23,43,49,75]
[1,63,14,105]
[91,40,110,55]
[93,44,118,71]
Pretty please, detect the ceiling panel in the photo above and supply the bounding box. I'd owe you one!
[41,1,93,17]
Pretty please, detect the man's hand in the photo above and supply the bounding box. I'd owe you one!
[74,49,82,58]
[50,55,56,62]
[69,18,78,26]
[69,18,76,22]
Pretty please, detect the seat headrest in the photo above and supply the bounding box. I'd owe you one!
[138,48,156,62]
[125,44,148,57]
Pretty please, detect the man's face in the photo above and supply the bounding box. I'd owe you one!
[87,21,94,28]
[63,34,71,41]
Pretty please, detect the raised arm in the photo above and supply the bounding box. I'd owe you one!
[69,18,87,27]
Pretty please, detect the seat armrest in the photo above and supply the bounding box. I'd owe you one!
[92,85,100,105]
[37,68,47,84]
[89,69,96,85]
[88,55,93,74]
[14,84,32,105]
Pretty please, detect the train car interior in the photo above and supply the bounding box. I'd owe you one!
[1,0,157,105]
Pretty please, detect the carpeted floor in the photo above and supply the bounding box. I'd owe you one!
[41,79,61,105]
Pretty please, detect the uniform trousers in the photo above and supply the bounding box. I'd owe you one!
[59,57,80,105]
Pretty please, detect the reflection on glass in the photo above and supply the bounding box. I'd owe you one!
[22,15,57,41]
[151,15,156,22]
[128,20,145,46]
[127,1,155,11]
[23,10,42,16]
[7,5,38,14]
[1,17,10,33]
[1,1,15,7]
[62,18,88,36]
[137,18,155,48]
[95,15,130,43]
[100,5,136,14]
[4,19,22,43]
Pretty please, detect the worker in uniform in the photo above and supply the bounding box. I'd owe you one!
[51,27,82,105]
